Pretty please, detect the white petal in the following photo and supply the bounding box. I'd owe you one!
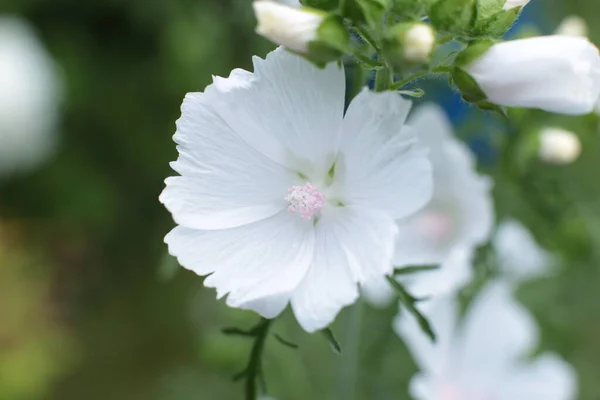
[457,281,539,379]
[165,211,314,319]
[208,47,346,175]
[402,246,474,299]
[338,89,433,219]
[326,206,399,283]
[408,373,438,400]
[494,219,553,283]
[394,105,494,266]
[394,294,459,377]
[360,275,395,308]
[160,92,297,230]
[500,354,578,400]
[291,213,359,332]
[465,36,600,115]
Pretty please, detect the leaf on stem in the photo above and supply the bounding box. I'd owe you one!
[320,327,343,355]
[393,265,439,275]
[273,333,299,349]
[385,276,437,342]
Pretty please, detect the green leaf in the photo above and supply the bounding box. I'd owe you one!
[428,0,476,35]
[354,0,389,28]
[390,0,431,19]
[316,15,351,52]
[386,276,437,342]
[222,327,257,337]
[320,328,343,354]
[393,265,440,275]
[300,0,340,10]
[273,333,299,349]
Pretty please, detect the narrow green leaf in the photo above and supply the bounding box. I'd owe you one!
[393,265,440,275]
[273,333,299,349]
[386,276,437,342]
[222,327,256,337]
[321,328,343,354]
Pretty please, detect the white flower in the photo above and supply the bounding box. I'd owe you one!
[362,105,492,306]
[538,127,581,165]
[502,0,530,10]
[402,23,436,63]
[160,48,433,333]
[556,16,588,38]
[494,219,554,282]
[0,16,60,177]
[463,36,600,115]
[253,0,324,54]
[395,281,578,400]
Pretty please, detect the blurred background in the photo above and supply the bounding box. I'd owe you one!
[1,0,600,399]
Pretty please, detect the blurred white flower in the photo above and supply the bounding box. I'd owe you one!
[253,0,324,54]
[395,281,578,400]
[362,105,492,306]
[494,219,553,282]
[0,16,60,177]
[161,48,433,332]
[276,0,301,6]
[402,23,436,63]
[539,127,581,165]
[463,36,600,115]
[502,0,530,10]
[555,15,588,37]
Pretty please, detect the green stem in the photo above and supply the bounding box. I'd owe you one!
[349,63,367,101]
[244,318,272,400]
[374,65,392,92]
[335,301,364,400]
[390,66,451,90]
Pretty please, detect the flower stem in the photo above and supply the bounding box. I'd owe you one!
[242,318,272,400]
[336,301,364,400]
[374,65,392,92]
[390,66,451,90]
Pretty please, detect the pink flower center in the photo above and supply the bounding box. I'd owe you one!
[285,183,325,219]
[416,210,453,241]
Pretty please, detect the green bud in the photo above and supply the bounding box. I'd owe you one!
[451,40,495,106]
[304,15,350,67]
[428,0,476,35]
[383,22,436,68]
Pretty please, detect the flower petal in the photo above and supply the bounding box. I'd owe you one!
[457,281,539,379]
[165,211,314,319]
[290,213,359,332]
[160,92,296,230]
[208,47,346,175]
[500,354,578,400]
[394,294,459,376]
[338,89,433,219]
[402,246,474,299]
[394,105,493,266]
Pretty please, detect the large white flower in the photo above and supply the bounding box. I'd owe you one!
[0,16,60,177]
[462,36,600,115]
[362,105,492,306]
[160,48,433,332]
[395,281,578,400]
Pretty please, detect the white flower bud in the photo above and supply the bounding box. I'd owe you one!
[463,36,600,115]
[253,0,324,54]
[0,16,60,177]
[539,127,581,165]
[502,0,530,10]
[556,15,588,37]
[402,23,435,63]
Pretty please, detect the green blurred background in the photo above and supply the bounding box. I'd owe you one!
[1,0,600,399]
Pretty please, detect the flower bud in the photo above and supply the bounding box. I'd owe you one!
[402,23,436,63]
[555,15,588,37]
[384,23,436,67]
[502,0,529,10]
[538,127,581,165]
[454,36,600,115]
[253,0,325,54]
